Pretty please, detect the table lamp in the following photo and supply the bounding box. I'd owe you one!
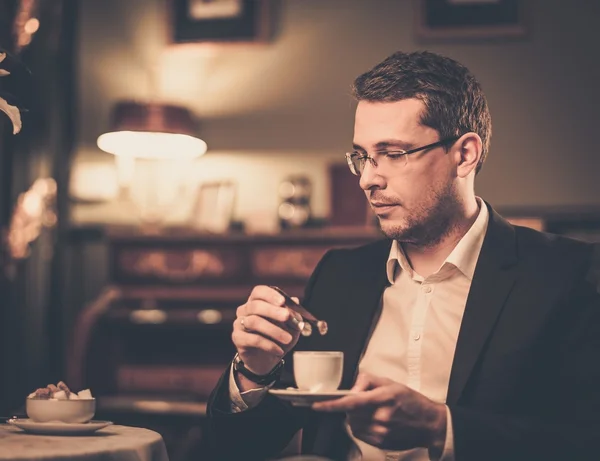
[97,101,207,159]
[96,101,208,229]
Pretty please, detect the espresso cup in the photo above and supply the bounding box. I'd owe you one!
[293,351,343,392]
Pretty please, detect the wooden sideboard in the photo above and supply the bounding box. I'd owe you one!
[67,226,382,461]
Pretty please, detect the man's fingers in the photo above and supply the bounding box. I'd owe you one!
[249,285,287,306]
[231,328,285,357]
[244,299,299,324]
[312,394,364,412]
[370,406,394,424]
[351,373,373,392]
[314,374,401,411]
[234,315,294,346]
[231,286,304,375]
[351,373,393,392]
[312,387,394,412]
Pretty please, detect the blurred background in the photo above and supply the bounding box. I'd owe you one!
[1,0,599,459]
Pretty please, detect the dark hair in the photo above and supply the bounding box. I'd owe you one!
[352,51,491,174]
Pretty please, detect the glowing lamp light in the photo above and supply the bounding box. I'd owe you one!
[96,101,207,159]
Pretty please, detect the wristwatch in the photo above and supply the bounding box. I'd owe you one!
[232,353,285,385]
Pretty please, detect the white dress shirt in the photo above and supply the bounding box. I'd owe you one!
[229,198,489,461]
[349,198,488,460]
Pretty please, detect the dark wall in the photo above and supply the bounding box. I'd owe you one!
[0,0,77,415]
[73,0,600,226]
[0,0,19,417]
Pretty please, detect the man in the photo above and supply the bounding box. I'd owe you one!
[207,51,600,461]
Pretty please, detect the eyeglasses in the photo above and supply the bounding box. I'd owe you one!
[345,136,460,177]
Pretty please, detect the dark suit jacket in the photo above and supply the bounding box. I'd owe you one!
[207,205,600,461]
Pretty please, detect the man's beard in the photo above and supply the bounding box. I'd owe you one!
[377,182,460,249]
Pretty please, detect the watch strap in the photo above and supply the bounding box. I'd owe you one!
[233,353,284,385]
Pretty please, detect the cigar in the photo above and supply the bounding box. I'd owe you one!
[269,286,328,336]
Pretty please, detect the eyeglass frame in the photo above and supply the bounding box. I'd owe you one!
[345,135,461,176]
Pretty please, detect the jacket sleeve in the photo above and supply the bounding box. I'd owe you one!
[450,247,600,461]
[205,250,337,461]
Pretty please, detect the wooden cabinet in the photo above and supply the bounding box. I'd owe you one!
[107,228,380,286]
[68,227,381,461]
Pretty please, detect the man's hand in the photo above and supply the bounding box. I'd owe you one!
[312,373,447,454]
[232,285,304,381]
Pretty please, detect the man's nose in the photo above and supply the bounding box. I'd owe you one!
[359,160,386,191]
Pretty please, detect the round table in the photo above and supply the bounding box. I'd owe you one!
[0,424,170,461]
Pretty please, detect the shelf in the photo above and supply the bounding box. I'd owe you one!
[99,395,207,417]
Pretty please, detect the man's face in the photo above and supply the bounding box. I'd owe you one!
[353,98,460,246]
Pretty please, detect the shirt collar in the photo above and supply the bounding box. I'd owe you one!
[386,197,489,284]
[386,238,413,283]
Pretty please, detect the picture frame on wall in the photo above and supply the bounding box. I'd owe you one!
[189,181,237,234]
[168,0,272,44]
[328,163,374,228]
[415,0,528,40]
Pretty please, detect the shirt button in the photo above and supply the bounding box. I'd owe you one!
[423,285,432,293]
[412,332,421,341]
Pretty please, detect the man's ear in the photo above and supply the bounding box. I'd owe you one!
[454,132,482,178]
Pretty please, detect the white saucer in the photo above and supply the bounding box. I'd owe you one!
[269,389,354,406]
[8,418,113,435]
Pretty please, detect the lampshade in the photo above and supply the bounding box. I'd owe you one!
[96,101,207,159]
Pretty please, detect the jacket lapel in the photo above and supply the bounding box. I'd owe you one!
[446,205,519,405]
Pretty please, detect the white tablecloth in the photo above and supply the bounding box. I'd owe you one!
[0,424,170,461]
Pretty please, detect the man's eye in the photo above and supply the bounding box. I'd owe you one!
[379,151,405,160]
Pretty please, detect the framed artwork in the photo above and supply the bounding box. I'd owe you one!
[415,0,528,40]
[328,163,374,228]
[189,181,237,233]
[168,0,272,44]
